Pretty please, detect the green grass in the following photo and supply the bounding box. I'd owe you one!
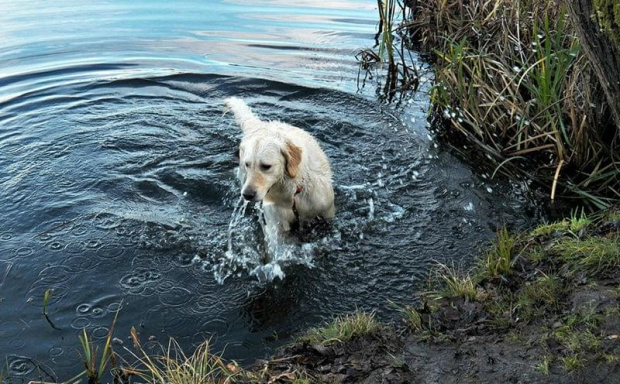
[299,310,381,345]
[406,0,620,207]
[561,355,584,372]
[479,226,517,279]
[517,274,562,321]
[397,304,423,331]
[42,288,60,330]
[531,221,571,237]
[554,237,620,275]
[434,264,478,302]
[77,306,121,384]
[534,355,552,375]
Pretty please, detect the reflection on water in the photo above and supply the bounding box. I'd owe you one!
[0,0,543,381]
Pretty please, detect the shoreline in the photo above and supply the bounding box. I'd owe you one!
[245,207,619,383]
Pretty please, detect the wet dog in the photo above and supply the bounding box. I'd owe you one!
[225,97,335,233]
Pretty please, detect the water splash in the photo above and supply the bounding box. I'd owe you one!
[202,196,319,284]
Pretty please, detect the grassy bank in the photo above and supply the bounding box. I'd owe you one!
[8,210,618,383]
[364,0,620,208]
[250,207,620,382]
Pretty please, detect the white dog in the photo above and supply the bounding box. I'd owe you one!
[225,97,335,233]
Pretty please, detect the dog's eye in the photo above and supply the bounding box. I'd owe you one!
[244,162,250,168]
[260,164,272,171]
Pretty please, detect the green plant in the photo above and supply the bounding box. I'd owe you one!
[568,208,591,233]
[435,263,478,301]
[389,300,423,331]
[554,237,620,275]
[480,226,516,279]
[407,0,620,207]
[42,288,60,330]
[77,305,121,384]
[518,274,562,320]
[561,355,584,372]
[534,355,551,375]
[299,310,380,345]
[123,330,239,384]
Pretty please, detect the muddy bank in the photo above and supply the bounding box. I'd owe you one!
[247,209,620,383]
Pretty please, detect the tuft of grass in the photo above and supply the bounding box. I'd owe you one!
[534,355,552,375]
[602,354,620,363]
[531,221,571,237]
[553,237,620,275]
[299,310,380,345]
[389,299,424,331]
[435,263,478,302]
[553,328,600,353]
[123,328,240,384]
[479,226,517,279]
[568,209,591,233]
[561,355,584,373]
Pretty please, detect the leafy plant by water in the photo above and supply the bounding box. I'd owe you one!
[76,304,121,384]
[390,0,620,207]
[299,310,381,345]
[121,328,239,384]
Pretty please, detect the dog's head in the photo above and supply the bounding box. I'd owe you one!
[238,133,302,202]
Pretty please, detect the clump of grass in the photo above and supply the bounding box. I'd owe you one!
[77,306,121,384]
[518,274,562,321]
[390,300,424,331]
[561,355,585,372]
[123,328,239,384]
[531,221,571,237]
[553,236,620,275]
[434,263,478,301]
[532,209,591,237]
[479,226,517,279]
[568,209,591,233]
[405,0,619,207]
[299,310,380,345]
[534,355,552,375]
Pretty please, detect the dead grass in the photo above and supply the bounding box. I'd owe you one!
[121,328,240,384]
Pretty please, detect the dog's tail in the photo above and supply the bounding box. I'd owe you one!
[224,97,261,130]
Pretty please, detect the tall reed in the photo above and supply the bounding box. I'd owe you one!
[404,0,619,208]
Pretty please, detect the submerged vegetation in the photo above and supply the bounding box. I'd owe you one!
[360,0,620,208]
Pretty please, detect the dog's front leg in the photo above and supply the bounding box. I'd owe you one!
[262,202,295,234]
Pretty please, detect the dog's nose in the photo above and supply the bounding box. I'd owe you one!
[242,190,256,201]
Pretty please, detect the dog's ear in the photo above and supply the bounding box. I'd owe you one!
[282,141,302,179]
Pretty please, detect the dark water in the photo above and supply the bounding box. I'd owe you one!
[0,0,541,381]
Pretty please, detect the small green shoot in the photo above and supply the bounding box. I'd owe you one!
[42,289,60,330]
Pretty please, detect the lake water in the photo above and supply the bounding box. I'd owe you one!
[0,0,541,381]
